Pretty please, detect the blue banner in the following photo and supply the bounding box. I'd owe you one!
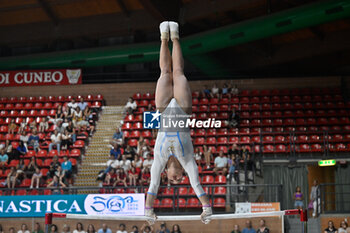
[0,194,144,218]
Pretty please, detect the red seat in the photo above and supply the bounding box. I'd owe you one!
[16,190,27,196]
[187,198,200,208]
[180,176,189,185]
[194,137,205,146]
[48,150,58,157]
[284,118,295,126]
[217,146,228,154]
[21,178,32,187]
[176,198,186,208]
[162,187,174,196]
[73,140,85,149]
[217,128,228,136]
[132,122,142,129]
[199,98,209,105]
[331,134,343,142]
[209,105,218,112]
[202,175,214,184]
[311,144,323,152]
[128,139,138,147]
[214,187,226,195]
[240,136,250,144]
[198,105,208,112]
[275,144,288,153]
[317,118,328,125]
[296,135,308,143]
[178,187,188,196]
[130,130,141,138]
[219,105,229,112]
[263,145,274,153]
[298,144,311,153]
[207,129,217,136]
[262,136,273,144]
[217,137,227,145]
[215,175,226,184]
[206,137,216,145]
[229,137,238,144]
[213,198,226,208]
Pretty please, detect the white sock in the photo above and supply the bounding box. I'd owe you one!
[159,21,169,41]
[169,21,179,41]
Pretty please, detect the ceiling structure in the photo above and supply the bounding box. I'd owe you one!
[1,0,350,82]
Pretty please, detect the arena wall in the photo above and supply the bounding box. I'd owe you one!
[0,76,341,106]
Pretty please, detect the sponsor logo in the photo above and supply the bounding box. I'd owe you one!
[66,69,81,84]
[143,110,161,129]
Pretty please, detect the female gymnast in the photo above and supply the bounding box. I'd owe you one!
[145,21,212,225]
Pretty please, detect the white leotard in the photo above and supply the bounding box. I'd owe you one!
[147,98,206,198]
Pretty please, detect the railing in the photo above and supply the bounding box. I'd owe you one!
[319,183,350,214]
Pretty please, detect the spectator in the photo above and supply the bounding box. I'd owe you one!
[50,225,58,233]
[97,224,112,233]
[18,224,30,233]
[203,145,213,170]
[211,84,219,98]
[16,158,27,180]
[130,226,138,233]
[66,121,77,143]
[124,145,136,160]
[61,224,71,233]
[194,147,203,165]
[110,128,124,147]
[61,130,72,150]
[51,156,61,169]
[339,221,348,233]
[143,154,153,170]
[132,155,143,174]
[141,167,151,185]
[30,167,42,189]
[18,121,27,135]
[10,228,15,233]
[20,131,29,150]
[137,136,150,158]
[310,179,320,217]
[110,145,122,160]
[8,118,17,134]
[140,224,153,233]
[227,154,237,181]
[15,141,27,159]
[120,155,131,172]
[7,167,18,188]
[28,128,40,152]
[73,223,85,233]
[113,168,127,187]
[61,156,72,183]
[324,220,337,233]
[26,157,37,178]
[294,186,304,209]
[38,117,49,133]
[156,223,170,233]
[0,149,8,169]
[202,85,211,97]
[116,223,127,233]
[55,166,66,183]
[47,175,66,194]
[230,84,239,95]
[86,225,96,233]
[49,129,61,154]
[62,118,70,129]
[128,166,139,187]
[67,99,78,111]
[124,97,137,115]
[256,219,269,233]
[228,108,239,128]
[73,107,83,127]
[171,225,181,233]
[33,223,44,233]
[78,98,88,111]
[104,168,117,186]
[231,225,241,233]
[28,120,37,131]
[213,150,228,176]
[242,220,256,233]
[222,83,229,96]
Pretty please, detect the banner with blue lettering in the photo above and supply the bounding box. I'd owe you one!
[0,194,144,217]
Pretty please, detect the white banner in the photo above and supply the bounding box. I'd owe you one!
[84,194,144,216]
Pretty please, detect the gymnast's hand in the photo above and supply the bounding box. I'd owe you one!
[145,207,157,225]
[201,206,212,224]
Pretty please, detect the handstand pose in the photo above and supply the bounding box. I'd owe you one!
[145,21,212,224]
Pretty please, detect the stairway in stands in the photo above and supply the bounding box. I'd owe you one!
[75,106,124,193]
[286,215,320,233]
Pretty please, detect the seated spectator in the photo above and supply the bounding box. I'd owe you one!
[132,155,143,174]
[16,158,27,179]
[33,222,44,233]
[47,164,57,179]
[194,147,203,165]
[120,155,131,172]
[202,85,211,97]
[171,225,181,233]
[8,119,17,134]
[47,175,66,194]
[26,157,37,178]
[231,224,241,233]
[138,137,151,159]
[20,131,29,150]
[203,145,213,170]
[78,98,88,111]
[242,220,256,233]
[18,224,30,233]
[72,107,83,127]
[38,117,49,133]
[324,220,337,233]
[124,97,137,115]
[61,156,73,183]
[29,120,37,131]
[113,168,127,187]
[82,108,94,135]
[211,83,219,98]
[61,130,72,150]
[141,167,151,185]
[55,166,66,184]
[51,155,61,169]
[49,130,61,154]
[156,223,170,233]
[30,167,42,189]
[294,186,304,209]
[51,105,64,125]
[28,128,40,152]
[213,150,228,176]
[128,166,139,187]
[140,224,153,233]
[147,103,155,111]
[257,219,269,233]
[143,154,153,170]
[97,224,112,233]
[86,225,95,233]
[7,167,19,188]
[104,168,117,186]
[228,108,239,128]
[222,83,229,96]
[66,121,77,143]
[73,223,85,233]
[10,228,15,233]
[0,149,8,169]
[68,99,78,112]
[61,224,71,233]
[15,141,27,160]
[50,224,58,233]
[110,145,122,160]
[230,84,239,95]
[116,224,127,233]
[130,226,139,233]
[18,121,27,135]
[124,145,136,160]
[338,220,349,233]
